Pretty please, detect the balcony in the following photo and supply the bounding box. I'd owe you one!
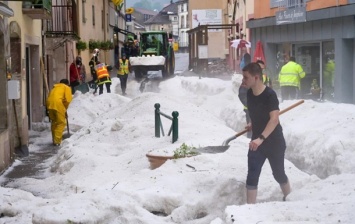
[45,0,79,40]
[22,0,52,20]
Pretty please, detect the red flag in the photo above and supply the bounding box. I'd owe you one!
[253,41,266,64]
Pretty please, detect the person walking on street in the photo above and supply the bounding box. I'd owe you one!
[79,59,87,83]
[46,79,72,146]
[69,56,83,93]
[278,56,305,101]
[89,49,100,94]
[238,51,251,138]
[117,54,131,95]
[238,82,252,138]
[95,61,112,95]
[242,62,291,204]
[240,47,251,71]
[256,60,272,88]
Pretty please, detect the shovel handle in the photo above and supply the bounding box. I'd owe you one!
[223,100,304,146]
[279,99,304,116]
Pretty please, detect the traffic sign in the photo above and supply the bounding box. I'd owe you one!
[125,14,132,22]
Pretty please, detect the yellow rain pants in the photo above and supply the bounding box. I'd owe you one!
[48,109,66,145]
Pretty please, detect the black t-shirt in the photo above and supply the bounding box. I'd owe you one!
[247,86,283,141]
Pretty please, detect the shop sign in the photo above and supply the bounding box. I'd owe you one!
[276,7,306,25]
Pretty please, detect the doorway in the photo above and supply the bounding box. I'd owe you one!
[293,43,321,99]
[26,47,31,130]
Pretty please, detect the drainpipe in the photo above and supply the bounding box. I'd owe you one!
[231,0,237,71]
[103,1,107,62]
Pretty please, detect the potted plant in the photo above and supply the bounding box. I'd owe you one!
[76,40,87,54]
[32,0,43,9]
[100,40,114,51]
[22,1,32,8]
[146,143,198,169]
[88,39,100,52]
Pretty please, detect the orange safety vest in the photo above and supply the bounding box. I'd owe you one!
[95,63,111,84]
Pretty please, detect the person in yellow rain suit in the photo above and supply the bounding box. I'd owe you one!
[46,79,72,146]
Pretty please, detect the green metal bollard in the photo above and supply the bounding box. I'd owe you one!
[155,103,160,138]
[172,111,179,143]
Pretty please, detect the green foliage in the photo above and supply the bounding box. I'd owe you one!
[76,40,87,51]
[89,40,114,52]
[88,39,100,52]
[100,40,114,51]
[173,143,198,159]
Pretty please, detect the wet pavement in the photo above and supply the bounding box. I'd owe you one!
[0,134,67,187]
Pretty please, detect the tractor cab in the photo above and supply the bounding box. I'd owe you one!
[140,32,168,56]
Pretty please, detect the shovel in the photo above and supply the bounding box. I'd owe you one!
[63,112,71,139]
[197,100,305,154]
[13,99,29,157]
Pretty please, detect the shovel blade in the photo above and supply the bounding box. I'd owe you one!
[196,146,230,154]
[15,145,29,157]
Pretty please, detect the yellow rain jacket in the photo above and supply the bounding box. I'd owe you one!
[279,61,305,88]
[46,83,72,115]
[46,83,72,145]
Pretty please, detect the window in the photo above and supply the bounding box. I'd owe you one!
[107,13,109,32]
[82,0,86,23]
[102,10,104,30]
[92,5,95,26]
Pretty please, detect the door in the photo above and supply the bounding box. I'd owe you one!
[293,43,321,99]
[26,47,32,130]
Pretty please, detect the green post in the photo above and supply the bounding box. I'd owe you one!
[172,111,179,143]
[155,103,160,138]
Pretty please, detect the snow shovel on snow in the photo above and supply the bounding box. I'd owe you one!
[196,100,305,154]
[63,112,71,139]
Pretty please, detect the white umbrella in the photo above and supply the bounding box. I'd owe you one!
[231,39,251,48]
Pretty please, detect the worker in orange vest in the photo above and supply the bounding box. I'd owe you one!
[95,61,112,95]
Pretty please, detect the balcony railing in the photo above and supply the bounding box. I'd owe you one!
[272,0,306,8]
[22,0,52,20]
[285,0,306,8]
[45,0,79,39]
